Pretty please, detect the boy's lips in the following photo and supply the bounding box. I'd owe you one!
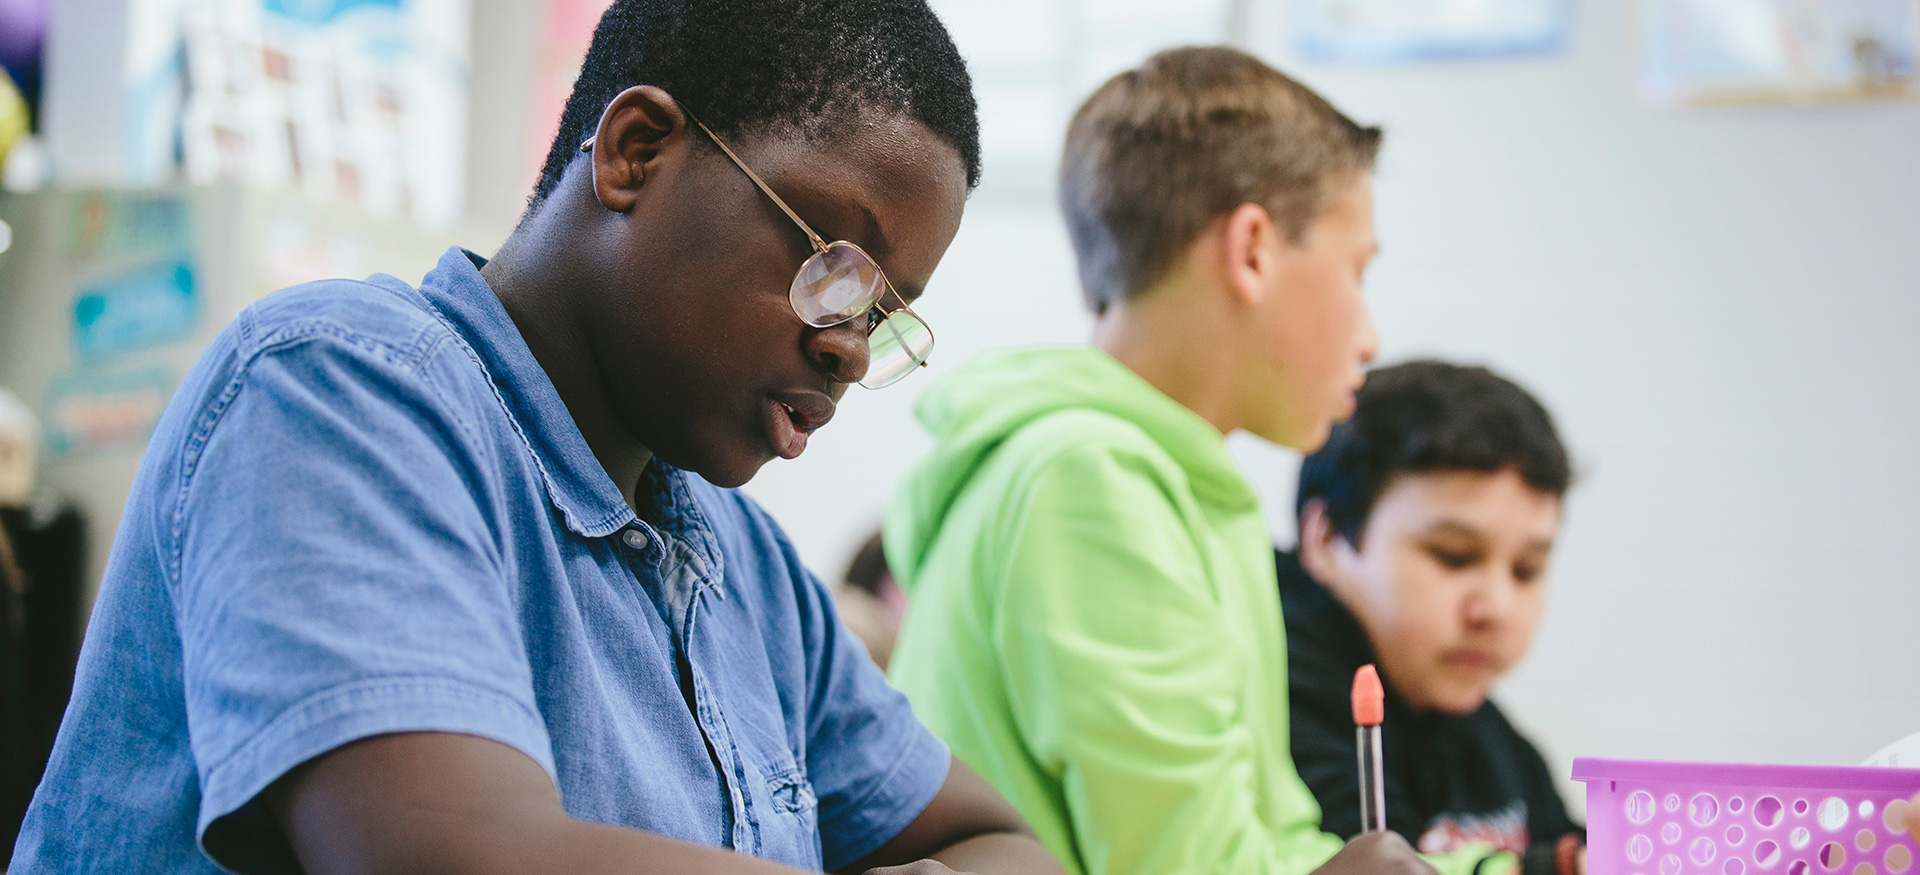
[765,391,835,460]
[1440,648,1499,673]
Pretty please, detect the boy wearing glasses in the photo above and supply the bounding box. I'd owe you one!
[9,3,1060,875]
[883,48,1513,875]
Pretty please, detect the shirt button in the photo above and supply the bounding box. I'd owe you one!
[622,528,649,551]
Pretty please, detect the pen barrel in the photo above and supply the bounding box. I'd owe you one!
[1356,725,1385,832]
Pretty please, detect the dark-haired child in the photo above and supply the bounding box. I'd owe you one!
[1283,360,1585,875]
[9,2,1062,874]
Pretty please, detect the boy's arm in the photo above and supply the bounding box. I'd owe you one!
[266,732,1058,875]
[993,445,1339,875]
[840,755,1064,875]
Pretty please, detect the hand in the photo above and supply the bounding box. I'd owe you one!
[862,862,975,875]
[1311,831,1439,875]
[1908,791,1920,842]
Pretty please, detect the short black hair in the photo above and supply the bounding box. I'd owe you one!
[1296,360,1572,546]
[842,529,890,596]
[531,0,981,210]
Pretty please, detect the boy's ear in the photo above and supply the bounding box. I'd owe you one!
[586,85,686,214]
[1220,202,1277,308]
[1297,499,1348,589]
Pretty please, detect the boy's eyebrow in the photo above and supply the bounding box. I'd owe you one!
[855,202,892,259]
[1421,519,1484,539]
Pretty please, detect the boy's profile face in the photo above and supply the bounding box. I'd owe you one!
[1245,174,1379,451]
[584,107,968,488]
[1311,467,1561,714]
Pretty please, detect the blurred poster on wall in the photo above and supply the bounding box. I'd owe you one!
[522,0,613,192]
[41,368,173,456]
[1638,0,1917,106]
[1291,0,1574,64]
[175,0,471,227]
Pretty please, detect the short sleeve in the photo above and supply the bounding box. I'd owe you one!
[171,330,555,872]
[792,557,949,870]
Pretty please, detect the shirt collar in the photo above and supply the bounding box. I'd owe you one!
[415,247,636,538]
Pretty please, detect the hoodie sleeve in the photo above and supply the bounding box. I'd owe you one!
[991,441,1507,875]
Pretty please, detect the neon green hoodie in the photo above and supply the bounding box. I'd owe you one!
[885,346,1511,875]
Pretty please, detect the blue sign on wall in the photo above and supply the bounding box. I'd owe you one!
[71,259,200,360]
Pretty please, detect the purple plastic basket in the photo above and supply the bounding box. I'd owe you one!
[1574,758,1920,875]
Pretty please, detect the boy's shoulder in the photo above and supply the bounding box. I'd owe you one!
[997,405,1192,493]
[236,275,454,373]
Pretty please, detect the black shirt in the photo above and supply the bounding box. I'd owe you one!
[1278,549,1582,875]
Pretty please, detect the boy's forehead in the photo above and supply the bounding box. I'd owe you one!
[1376,469,1563,526]
[736,116,967,280]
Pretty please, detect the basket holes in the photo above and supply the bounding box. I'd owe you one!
[1860,801,1876,820]
[1732,798,1746,814]
[1853,864,1874,875]
[1857,830,1877,852]
[1729,826,1747,845]
[1887,844,1912,873]
[1758,798,1787,828]
[1666,823,1686,844]
[1727,860,1746,875]
[1663,854,1682,875]
[1629,835,1655,863]
[1628,791,1658,825]
[1694,795,1724,826]
[1885,799,1910,834]
[1669,795,1685,813]
[1693,837,1721,865]
[1796,800,1812,817]
[1820,843,1846,870]
[1819,799,1850,831]
[1793,828,1812,849]
[1789,860,1809,875]
[1757,841,1782,867]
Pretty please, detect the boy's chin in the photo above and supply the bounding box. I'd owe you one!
[1419,680,1494,716]
[693,455,772,489]
[1251,416,1334,453]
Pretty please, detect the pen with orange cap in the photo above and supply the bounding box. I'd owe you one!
[1352,663,1386,833]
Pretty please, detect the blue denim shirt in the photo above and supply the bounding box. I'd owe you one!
[9,248,949,874]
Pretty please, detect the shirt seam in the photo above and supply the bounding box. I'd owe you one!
[165,315,446,602]
[198,675,551,817]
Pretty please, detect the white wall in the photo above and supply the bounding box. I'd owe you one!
[740,0,1920,813]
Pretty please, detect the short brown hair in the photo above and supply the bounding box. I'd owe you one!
[1059,47,1382,313]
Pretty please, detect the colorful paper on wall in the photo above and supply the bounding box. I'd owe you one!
[42,367,174,455]
[1292,0,1573,64]
[65,191,196,261]
[1638,0,1918,106]
[71,259,200,360]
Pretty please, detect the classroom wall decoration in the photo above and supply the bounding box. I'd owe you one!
[1290,0,1575,65]
[178,0,470,227]
[1637,0,1918,106]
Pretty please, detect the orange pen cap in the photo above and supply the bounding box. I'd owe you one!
[1351,664,1385,726]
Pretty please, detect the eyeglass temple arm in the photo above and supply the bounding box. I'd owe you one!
[581,107,834,253]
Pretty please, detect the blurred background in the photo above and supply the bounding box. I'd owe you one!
[1,0,1917,844]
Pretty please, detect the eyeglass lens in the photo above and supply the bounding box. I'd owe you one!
[791,243,884,326]
[863,309,933,389]
[788,241,933,388]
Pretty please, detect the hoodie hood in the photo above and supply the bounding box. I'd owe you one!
[886,346,1258,592]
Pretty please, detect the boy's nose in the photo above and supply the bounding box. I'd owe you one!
[1356,306,1380,365]
[806,319,872,385]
